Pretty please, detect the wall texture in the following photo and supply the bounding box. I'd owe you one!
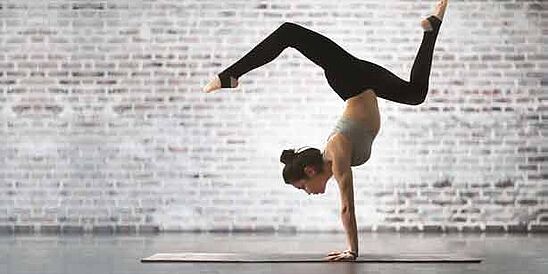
[0,0,546,234]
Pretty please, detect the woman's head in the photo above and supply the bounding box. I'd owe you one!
[280,147,329,194]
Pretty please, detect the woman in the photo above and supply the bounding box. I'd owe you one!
[204,0,448,262]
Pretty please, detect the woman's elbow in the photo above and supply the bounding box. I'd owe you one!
[340,205,355,214]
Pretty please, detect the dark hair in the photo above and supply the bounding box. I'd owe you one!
[280,147,324,184]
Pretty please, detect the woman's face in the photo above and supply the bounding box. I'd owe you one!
[292,167,327,195]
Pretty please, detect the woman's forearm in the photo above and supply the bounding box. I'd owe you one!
[341,209,358,255]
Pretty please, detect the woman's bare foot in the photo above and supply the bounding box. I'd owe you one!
[421,0,448,31]
[202,75,239,93]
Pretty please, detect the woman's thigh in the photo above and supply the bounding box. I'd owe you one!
[354,59,420,105]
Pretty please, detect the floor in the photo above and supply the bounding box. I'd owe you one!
[1,232,547,274]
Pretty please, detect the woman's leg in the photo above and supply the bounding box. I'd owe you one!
[215,22,357,88]
[369,15,443,105]
[408,15,443,103]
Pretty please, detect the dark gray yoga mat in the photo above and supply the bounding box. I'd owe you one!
[141,252,483,263]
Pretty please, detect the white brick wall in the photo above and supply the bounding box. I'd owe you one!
[0,0,546,233]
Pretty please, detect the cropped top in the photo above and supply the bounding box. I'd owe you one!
[326,116,377,167]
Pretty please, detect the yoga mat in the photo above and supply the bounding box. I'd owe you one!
[141,252,483,263]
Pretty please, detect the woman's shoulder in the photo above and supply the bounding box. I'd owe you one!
[324,132,352,160]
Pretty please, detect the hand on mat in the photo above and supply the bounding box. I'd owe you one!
[324,250,357,262]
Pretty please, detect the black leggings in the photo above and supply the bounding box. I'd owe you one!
[218,16,442,104]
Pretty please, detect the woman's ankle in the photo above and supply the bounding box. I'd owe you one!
[421,19,434,32]
[229,76,238,88]
[218,73,238,88]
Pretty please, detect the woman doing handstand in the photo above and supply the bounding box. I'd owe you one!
[203,0,448,262]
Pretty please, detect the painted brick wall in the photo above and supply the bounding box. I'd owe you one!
[0,0,546,234]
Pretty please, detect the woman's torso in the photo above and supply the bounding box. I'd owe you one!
[342,88,381,133]
[324,89,381,166]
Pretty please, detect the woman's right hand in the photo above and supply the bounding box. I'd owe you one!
[324,250,357,261]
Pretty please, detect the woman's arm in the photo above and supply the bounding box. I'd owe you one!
[328,135,358,255]
[323,134,358,261]
[334,166,358,256]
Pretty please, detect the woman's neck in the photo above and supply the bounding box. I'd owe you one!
[321,155,334,179]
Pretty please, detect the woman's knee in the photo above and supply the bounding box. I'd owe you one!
[280,21,305,33]
[281,21,298,28]
[410,91,427,105]
[276,22,302,46]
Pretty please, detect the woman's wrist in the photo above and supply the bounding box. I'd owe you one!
[343,250,358,257]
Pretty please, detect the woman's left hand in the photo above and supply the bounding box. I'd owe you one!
[323,250,357,261]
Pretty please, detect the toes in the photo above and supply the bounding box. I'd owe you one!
[203,77,221,93]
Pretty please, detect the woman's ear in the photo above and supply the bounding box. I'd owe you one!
[303,166,317,177]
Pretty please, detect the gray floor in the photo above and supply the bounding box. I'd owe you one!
[0,232,547,274]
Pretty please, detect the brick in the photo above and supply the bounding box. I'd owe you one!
[423,225,443,233]
[421,190,442,197]
[530,225,548,233]
[432,179,452,188]
[450,216,467,223]
[494,198,515,206]
[507,224,528,233]
[461,207,481,214]
[385,216,405,223]
[485,225,505,233]
[517,199,538,206]
[444,226,460,233]
[251,225,276,233]
[136,225,160,233]
[399,226,420,233]
[376,208,396,214]
[92,225,115,234]
[471,197,491,205]
[115,225,137,234]
[483,190,503,197]
[62,225,84,234]
[460,190,479,198]
[429,199,448,206]
[0,225,14,234]
[494,179,515,188]
[408,182,428,188]
[398,190,417,198]
[358,226,373,233]
[375,225,397,233]
[14,225,34,234]
[398,208,419,214]
[276,225,297,234]
[461,226,482,233]
[470,183,491,189]
[39,225,61,234]
[374,190,394,197]
[207,226,231,233]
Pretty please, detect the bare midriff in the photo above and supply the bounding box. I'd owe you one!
[341,88,381,134]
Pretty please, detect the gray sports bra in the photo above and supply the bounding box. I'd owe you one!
[326,116,377,166]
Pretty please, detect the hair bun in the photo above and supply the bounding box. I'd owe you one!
[280,149,296,164]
